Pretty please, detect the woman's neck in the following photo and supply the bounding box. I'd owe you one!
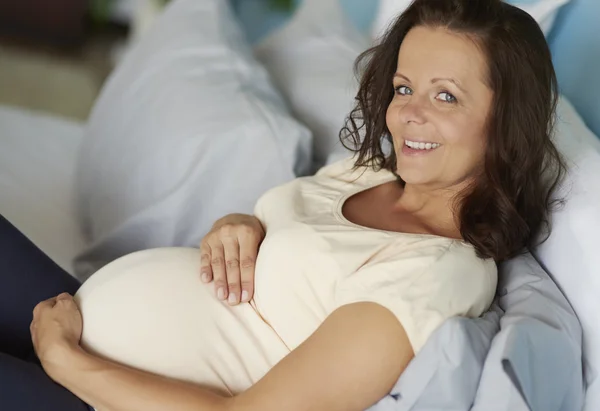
[394,182,466,239]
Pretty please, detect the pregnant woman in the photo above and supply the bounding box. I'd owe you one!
[1,0,565,410]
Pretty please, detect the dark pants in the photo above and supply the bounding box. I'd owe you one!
[0,214,91,410]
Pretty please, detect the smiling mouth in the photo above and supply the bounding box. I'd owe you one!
[404,140,441,150]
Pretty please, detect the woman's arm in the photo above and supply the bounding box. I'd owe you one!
[39,299,413,411]
[45,347,228,411]
[230,302,414,411]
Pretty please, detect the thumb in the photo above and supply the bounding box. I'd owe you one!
[56,293,73,301]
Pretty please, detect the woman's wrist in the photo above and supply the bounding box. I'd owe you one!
[41,342,89,383]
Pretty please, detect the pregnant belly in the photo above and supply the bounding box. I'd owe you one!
[74,247,289,395]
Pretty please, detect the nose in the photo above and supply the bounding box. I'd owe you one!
[397,95,426,125]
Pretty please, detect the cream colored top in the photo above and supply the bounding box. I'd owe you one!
[75,156,497,397]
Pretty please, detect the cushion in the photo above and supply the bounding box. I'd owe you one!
[371,0,572,41]
[367,309,501,411]
[74,0,313,279]
[254,0,368,171]
[0,105,85,275]
[369,252,581,411]
[549,0,600,147]
[534,96,600,410]
[472,253,584,411]
[370,0,412,42]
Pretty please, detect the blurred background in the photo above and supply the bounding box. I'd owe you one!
[0,0,339,122]
[0,0,597,132]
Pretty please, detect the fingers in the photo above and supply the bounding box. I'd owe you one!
[55,294,77,310]
[208,240,228,301]
[199,243,213,283]
[222,236,241,305]
[31,294,67,346]
[33,293,75,319]
[30,320,38,348]
[56,292,72,301]
[32,297,56,317]
[201,217,262,305]
[239,233,259,303]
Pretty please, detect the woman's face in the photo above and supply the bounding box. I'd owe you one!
[387,26,494,189]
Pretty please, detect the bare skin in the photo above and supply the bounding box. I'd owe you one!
[199,213,265,305]
[383,26,493,238]
[31,26,494,411]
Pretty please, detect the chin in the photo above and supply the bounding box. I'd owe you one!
[395,167,432,185]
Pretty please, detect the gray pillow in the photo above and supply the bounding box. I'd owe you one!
[471,253,584,411]
[367,307,501,411]
[367,251,582,411]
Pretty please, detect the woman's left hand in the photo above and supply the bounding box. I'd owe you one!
[30,293,83,375]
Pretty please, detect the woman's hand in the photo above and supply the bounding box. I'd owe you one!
[200,213,265,305]
[30,293,83,378]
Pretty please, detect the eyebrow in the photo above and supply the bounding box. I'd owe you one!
[394,73,467,94]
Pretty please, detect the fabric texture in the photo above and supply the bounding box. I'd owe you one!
[550,0,600,140]
[0,214,89,411]
[74,0,313,279]
[0,215,81,358]
[367,251,582,411]
[0,106,85,275]
[533,96,600,405]
[472,252,584,411]
[74,157,496,396]
[368,307,501,411]
[254,0,368,170]
[335,241,496,352]
[76,247,290,397]
[0,354,91,411]
[370,0,412,41]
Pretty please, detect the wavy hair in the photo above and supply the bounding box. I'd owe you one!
[340,0,566,261]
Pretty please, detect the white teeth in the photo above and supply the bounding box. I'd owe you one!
[405,140,440,150]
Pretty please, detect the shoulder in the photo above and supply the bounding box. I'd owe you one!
[359,237,497,306]
[337,238,497,353]
[438,241,497,274]
[315,156,358,178]
[255,156,387,215]
[401,239,498,295]
[425,242,498,334]
[435,241,498,295]
[347,237,496,291]
[368,236,491,268]
[256,156,358,204]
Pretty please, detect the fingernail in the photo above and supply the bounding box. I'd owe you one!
[228,293,237,304]
[217,288,225,300]
[201,273,209,282]
[241,290,249,302]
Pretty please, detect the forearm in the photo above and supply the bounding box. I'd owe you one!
[48,346,231,411]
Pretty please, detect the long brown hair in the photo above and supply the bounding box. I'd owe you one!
[340,0,566,262]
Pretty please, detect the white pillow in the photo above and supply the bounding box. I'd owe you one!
[74,0,313,279]
[370,0,412,41]
[371,0,572,41]
[534,96,600,410]
[254,0,368,171]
